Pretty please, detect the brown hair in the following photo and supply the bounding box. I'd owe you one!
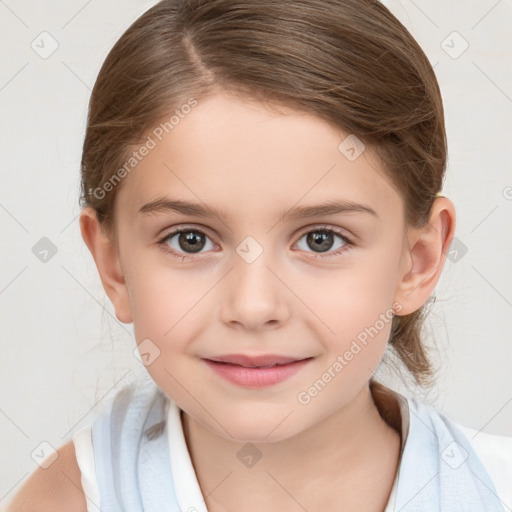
[80,0,446,387]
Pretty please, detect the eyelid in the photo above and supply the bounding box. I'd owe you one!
[157,223,353,245]
[295,223,353,240]
[157,223,218,243]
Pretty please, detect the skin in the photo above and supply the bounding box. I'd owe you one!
[5,440,85,511]
[79,91,456,511]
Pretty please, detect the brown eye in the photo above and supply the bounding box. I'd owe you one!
[176,230,206,253]
[159,228,214,257]
[295,227,352,258]
[305,231,335,253]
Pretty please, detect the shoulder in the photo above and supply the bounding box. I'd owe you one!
[456,422,512,467]
[4,439,87,512]
[455,423,512,508]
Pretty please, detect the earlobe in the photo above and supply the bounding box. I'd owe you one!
[79,207,133,324]
[394,198,456,315]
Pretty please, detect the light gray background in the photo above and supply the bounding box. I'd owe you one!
[1,0,511,503]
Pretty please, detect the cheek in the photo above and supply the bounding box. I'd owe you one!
[295,255,399,340]
[126,256,211,337]
[126,265,209,399]
[126,264,219,392]
[295,269,397,413]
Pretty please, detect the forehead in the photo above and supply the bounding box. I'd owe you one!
[115,92,402,225]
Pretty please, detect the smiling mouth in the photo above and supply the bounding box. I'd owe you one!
[202,357,314,387]
[204,353,313,368]
[211,361,302,369]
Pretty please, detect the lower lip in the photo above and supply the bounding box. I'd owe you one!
[202,358,312,388]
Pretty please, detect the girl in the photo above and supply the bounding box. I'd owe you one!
[7,0,511,510]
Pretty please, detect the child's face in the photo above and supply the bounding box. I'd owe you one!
[108,92,414,441]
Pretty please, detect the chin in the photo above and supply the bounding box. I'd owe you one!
[209,408,306,444]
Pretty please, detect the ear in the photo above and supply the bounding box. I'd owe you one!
[393,197,456,315]
[79,207,133,324]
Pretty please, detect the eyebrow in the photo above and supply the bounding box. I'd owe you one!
[138,197,379,220]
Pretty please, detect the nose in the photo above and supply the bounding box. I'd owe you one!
[220,245,290,331]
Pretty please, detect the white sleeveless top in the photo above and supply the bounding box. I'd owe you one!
[73,388,512,512]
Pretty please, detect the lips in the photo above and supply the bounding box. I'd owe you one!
[202,356,313,387]
[205,353,307,368]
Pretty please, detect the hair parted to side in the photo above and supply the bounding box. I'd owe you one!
[80,0,447,387]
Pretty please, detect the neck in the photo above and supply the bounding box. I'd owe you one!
[182,381,402,512]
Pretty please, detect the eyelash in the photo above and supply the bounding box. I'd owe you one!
[156,224,354,261]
